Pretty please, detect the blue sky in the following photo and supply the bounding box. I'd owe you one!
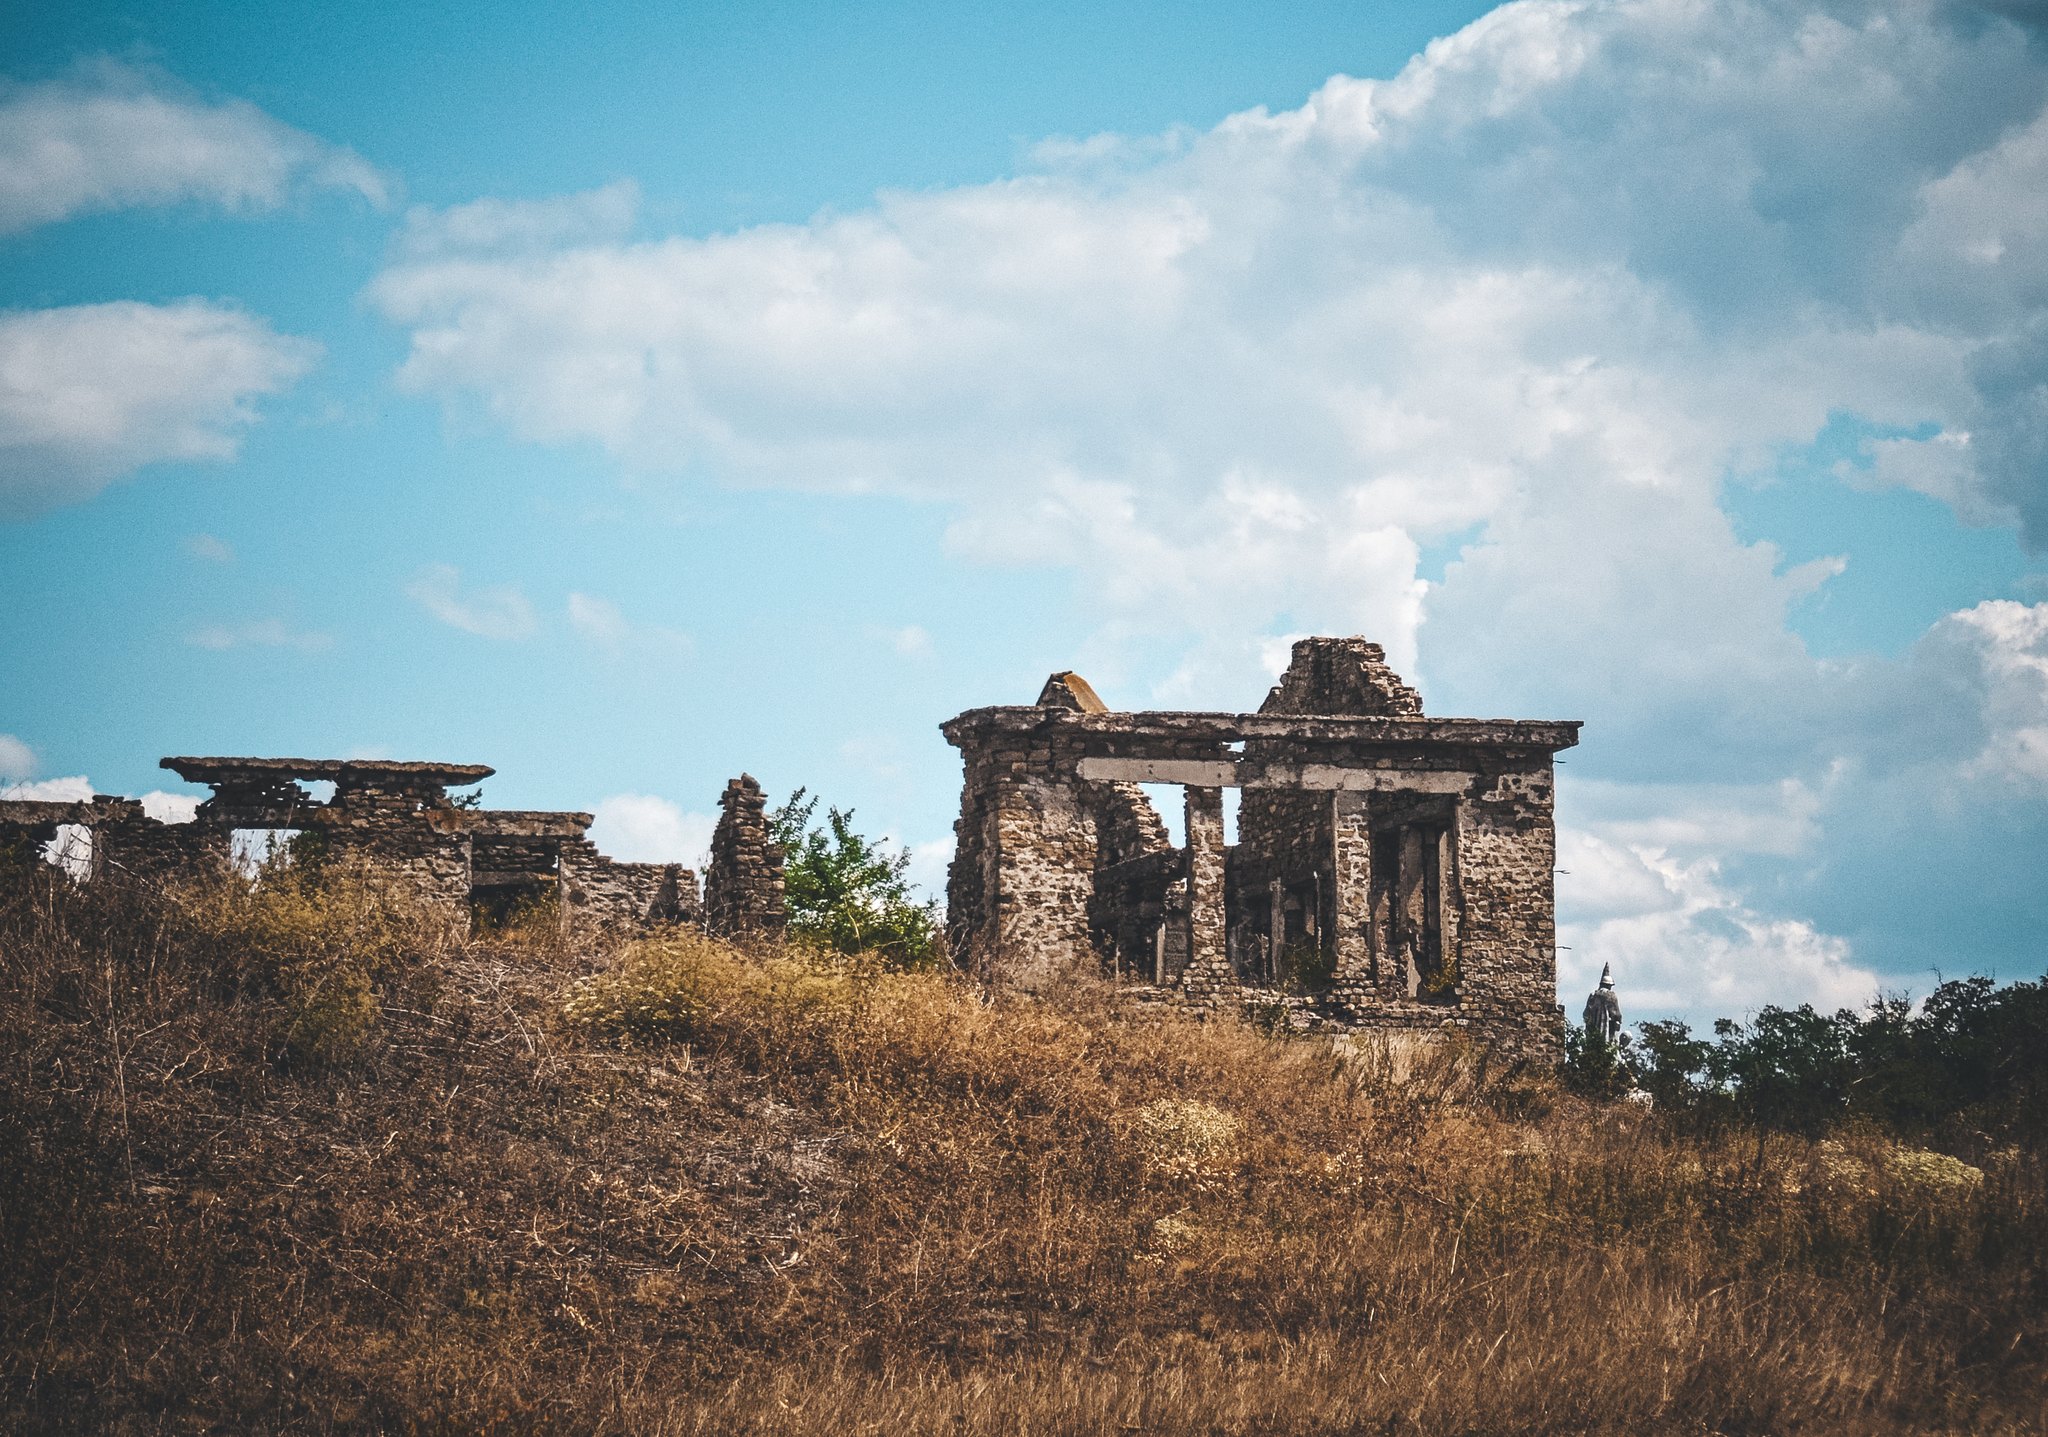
[4,0,2045,1026]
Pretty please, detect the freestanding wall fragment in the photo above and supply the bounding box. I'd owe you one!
[703,775,787,939]
[941,638,1580,1062]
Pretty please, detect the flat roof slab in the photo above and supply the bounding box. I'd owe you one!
[160,757,495,786]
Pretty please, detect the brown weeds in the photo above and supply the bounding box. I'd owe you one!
[1,867,2042,1434]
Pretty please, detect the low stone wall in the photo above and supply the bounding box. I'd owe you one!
[559,839,701,935]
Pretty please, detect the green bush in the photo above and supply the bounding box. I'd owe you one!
[769,788,942,968]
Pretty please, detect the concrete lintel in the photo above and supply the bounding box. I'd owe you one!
[450,811,595,838]
[1294,766,1475,794]
[1077,757,1478,793]
[944,707,1581,752]
[1078,758,1237,786]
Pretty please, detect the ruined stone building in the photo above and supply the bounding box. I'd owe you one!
[4,638,1575,1056]
[1,757,788,938]
[942,638,1580,1058]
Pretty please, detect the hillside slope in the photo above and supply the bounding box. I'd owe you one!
[2,867,2043,1435]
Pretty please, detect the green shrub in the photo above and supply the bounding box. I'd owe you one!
[769,788,943,968]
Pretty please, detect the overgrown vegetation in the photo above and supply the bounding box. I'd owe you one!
[2,858,2044,1435]
[768,788,942,968]
[1561,980,2048,1149]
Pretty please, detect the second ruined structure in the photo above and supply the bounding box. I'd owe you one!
[942,637,1580,1059]
[2,757,788,938]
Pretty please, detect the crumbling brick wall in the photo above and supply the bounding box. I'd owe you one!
[703,775,786,940]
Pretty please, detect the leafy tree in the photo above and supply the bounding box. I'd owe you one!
[1703,1003,1861,1135]
[1616,976,2048,1146]
[1629,1017,1717,1115]
[1561,1020,1631,1100]
[768,789,943,969]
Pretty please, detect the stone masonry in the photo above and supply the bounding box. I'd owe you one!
[703,774,787,940]
[2,757,708,937]
[942,638,1580,1062]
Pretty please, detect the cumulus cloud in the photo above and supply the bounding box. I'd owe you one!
[0,775,93,802]
[0,299,320,520]
[1947,599,2048,787]
[369,0,2048,1014]
[587,793,715,870]
[0,59,389,234]
[1557,823,1881,1017]
[138,791,200,823]
[406,563,538,640]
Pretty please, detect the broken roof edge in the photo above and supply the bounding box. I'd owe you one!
[939,706,1581,750]
[160,757,495,785]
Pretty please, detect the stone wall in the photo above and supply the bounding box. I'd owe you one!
[704,775,786,940]
[559,840,702,935]
[0,796,228,888]
[940,637,1578,1064]
[9,756,712,945]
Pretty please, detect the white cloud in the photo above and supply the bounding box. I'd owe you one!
[0,775,92,802]
[1556,824,1880,1018]
[138,791,199,823]
[183,533,234,563]
[0,300,320,519]
[368,0,2048,1014]
[0,59,389,234]
[405,563,538,640]
[185,618,333,652]
[1948,598,2048,788]
[587,793,716,870]
[0,734,32,781]
[567,591,627,650]
[392,179,636,260]
[567,590,693,657]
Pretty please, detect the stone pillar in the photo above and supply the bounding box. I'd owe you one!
[1330,791,1372,990]
[1177,786,1231,1000]
[330,780,473,930]
[704,775,787,940]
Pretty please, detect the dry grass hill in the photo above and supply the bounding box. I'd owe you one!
[1,860,2042,1435]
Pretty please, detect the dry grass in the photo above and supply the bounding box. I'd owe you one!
[1,866,2043,1435]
